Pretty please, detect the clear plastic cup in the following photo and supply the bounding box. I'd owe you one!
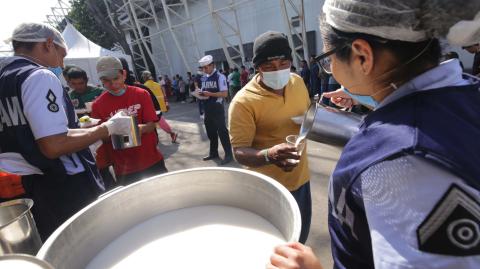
[286,135,305,155]
[285,135,305,164]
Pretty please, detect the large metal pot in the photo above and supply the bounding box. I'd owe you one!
[37,167,301,269]
[0,198,42,255]
[0,254,53,269]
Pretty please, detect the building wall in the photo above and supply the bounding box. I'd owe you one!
[149,0,475,78]
[150,0,323,77]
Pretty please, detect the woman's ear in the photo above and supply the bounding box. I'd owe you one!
[350,39,374,75]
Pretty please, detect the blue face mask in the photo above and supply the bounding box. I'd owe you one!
[108,88,126,96]
[342,87,379,108]
[48,67,63,78]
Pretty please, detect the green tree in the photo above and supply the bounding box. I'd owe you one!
[68,0,115,49]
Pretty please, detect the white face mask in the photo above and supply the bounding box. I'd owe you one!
[261,68,291,90]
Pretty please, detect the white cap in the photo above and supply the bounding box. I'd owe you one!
[7,22,67,50]
[198,55,213,67]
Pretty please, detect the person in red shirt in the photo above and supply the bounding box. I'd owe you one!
[91,56,167,185]
[240,65,249,87]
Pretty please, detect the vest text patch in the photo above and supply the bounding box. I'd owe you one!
[0,96,27,131]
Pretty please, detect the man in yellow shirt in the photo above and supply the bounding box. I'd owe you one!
[141,71,178,143]
[142,71,168,112]
[228,31,311,243]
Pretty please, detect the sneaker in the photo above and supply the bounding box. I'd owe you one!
[200,114,205,120]
[170,133,178,143]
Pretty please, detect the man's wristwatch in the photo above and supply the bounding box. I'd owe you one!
[261,148,270,163]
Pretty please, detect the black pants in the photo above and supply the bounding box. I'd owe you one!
[22,172,101,241]
[117,160,168,186]
[290,181,312,244]
[204,102,232,157]
[100,167,117,191]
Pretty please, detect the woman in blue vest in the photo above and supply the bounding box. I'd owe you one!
[268,1,480,269]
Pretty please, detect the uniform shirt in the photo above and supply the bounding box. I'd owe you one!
[91,85,163,176]
[0,58,84,175]
[69,85,103,109]
[144,79,168,112]
[228,73,310,191]
[329,59,480,268]
[201,69,227,103]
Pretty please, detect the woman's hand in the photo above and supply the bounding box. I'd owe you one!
[267,242,323,269]
[323,88,356,109]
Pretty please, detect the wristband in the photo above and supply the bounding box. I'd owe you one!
[261,148,270,163]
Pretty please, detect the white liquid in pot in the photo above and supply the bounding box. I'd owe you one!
[86,205,286,269]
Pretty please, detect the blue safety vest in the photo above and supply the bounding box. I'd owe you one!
[0,58,104,190]
[201,70,221,105]
[329,83,480,268]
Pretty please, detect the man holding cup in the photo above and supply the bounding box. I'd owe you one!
[228,31,311,243]
[91,56,167,186]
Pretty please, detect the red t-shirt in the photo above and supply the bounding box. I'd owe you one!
[240,70,249,85]
[91,86,163,176]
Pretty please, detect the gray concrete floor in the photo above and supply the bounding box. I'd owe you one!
[158,100,340,268]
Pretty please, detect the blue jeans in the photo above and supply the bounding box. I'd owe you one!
[290,181,312,244]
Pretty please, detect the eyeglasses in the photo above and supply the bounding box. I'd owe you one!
[314,42,349,74]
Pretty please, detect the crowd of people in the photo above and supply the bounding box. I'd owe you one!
[1,0,480,268]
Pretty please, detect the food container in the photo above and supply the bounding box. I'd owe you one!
[0,254,53,269]
[111,116,141,149]
[300,102,363,147]
[0,199,42,255]
[37,167,301,269]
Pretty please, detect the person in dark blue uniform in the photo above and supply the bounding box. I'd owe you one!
[0,23,133,240]
[198,55,233,165]
[268,1,480,268]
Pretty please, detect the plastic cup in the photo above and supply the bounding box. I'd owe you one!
[286,135,305,155]
[285,135,305,165]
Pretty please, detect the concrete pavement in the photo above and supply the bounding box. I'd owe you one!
[158,100,340,268]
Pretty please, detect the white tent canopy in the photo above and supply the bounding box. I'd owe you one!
[0,40,13,58]
[62,23,133,86]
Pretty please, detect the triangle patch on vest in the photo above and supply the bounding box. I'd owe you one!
[417,184,480,256]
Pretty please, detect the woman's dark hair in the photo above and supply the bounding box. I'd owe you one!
[119,57,136,86]
[320,18,442,84]
[66,67,88,81]
[62,65,76,78]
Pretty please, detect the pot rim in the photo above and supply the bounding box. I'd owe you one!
[37,167,302,258]
[0,198,34,229]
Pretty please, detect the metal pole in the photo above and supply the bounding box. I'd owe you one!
[231,0,246,64]
[161,0,192,73]
[123,2,149,71]
[183,0,202,60]
[208,0,236,68]
[279,0,299,67]
[300,0,309,60]
[126,0,160,73]
[147,0,174,76]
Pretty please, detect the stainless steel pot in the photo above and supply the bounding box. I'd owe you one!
[0,254,54,269]
[37,168,301,269]
[0,198,42,255]
[301,103,363,147]
[111,116,141,149]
